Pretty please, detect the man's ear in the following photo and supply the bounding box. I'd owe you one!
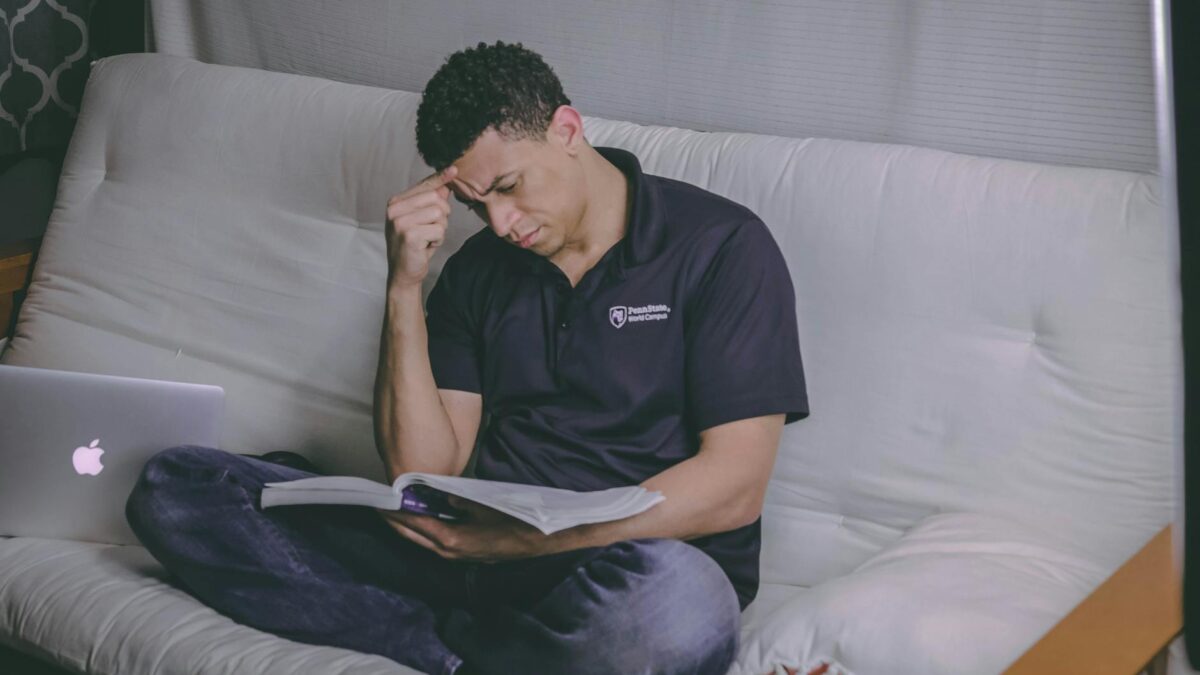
[547,105,586,156]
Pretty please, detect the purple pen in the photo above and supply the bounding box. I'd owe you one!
[400,485,465,521]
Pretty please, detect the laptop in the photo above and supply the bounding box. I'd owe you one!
[0,363,225,546]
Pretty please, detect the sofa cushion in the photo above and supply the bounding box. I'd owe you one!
[0,534,808,675]
[731,512,1110,675]
[0,514,1111,675]
[0,536,423,675]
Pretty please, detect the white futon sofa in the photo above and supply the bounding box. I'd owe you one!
[0,52,1180,675]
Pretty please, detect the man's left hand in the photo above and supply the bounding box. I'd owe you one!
[376,496,556,563]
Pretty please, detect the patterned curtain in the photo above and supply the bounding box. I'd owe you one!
[0,0,97,160]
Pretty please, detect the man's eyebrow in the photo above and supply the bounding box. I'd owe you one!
[459,172,516,201]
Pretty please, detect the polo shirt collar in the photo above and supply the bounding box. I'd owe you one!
[518,145,667,281]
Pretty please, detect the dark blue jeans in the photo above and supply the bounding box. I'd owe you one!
[124,445,741,675]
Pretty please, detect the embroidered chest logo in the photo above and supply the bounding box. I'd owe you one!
[608,304,671,329]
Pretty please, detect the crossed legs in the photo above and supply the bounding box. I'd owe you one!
[125,445,741,675]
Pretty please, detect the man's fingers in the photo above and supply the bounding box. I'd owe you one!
[393,510,451,543]
[414,165,459,195]
[387,165,458,207]
[391,201,448,230]
[433,164,458,185]
[387,197,449,227]
[405,223,446,250]
[398,522,444,554]
[379,510,448,555]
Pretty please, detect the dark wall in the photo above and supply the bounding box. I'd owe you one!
[0,0,144,170]
[0,0,143,245]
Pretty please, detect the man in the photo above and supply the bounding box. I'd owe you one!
[126,40,810,675]
[381,38,810,670]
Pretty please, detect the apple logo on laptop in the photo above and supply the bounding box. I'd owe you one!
[73,439,105,476]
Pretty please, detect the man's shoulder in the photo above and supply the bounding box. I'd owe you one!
[645,175,782,282]
[654,174,760,226]
[651,174,767,248]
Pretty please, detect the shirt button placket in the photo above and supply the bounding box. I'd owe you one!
[464,562,479,605]
[557,280,571,338]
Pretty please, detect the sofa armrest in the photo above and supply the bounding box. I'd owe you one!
[0,236,40,339]
[1004,523,1181,675]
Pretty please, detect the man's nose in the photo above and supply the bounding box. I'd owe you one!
[486,201,521,238]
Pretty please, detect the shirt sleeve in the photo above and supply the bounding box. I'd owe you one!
[684,219,810,435]
[424,252,483,394]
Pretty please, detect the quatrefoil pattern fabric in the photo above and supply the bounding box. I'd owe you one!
[0,0,94,156]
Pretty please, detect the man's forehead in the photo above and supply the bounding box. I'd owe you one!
[453,163,513,194]
[452,138,530,196]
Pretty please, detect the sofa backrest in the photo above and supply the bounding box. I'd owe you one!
[3,53,1177,588]
[580,119,1177,586]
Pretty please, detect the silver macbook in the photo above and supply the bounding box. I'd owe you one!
[0,363,224,545]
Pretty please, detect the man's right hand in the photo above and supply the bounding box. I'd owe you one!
[383,165,458,290]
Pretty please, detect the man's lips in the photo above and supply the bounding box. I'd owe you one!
[516,228,539,248]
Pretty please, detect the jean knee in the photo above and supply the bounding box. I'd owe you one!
[596,538,741,674]
[126,446,231,525]
[138,445,233,487]
[621,538,738,604]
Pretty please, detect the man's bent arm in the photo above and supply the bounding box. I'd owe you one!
[548,413,786,554]
[373,283,468,481]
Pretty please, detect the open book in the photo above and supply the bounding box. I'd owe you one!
[260,472,665,535]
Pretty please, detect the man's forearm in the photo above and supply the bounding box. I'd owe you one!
[546,449,765,555]
[373,283,464,481]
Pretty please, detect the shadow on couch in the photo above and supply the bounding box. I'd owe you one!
[0,642,78,675]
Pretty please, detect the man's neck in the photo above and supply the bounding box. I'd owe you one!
[550,147,631,286]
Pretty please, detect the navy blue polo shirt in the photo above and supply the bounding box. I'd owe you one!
[424,146,809,609]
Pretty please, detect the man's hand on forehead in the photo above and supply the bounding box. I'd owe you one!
[427,165,458,197]
[446,180,472,204]
[381,164,458,289]
[441,172,477,206]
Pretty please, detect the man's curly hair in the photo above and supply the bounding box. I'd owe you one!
[416,40,571,172]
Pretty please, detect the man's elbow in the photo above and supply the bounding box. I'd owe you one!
[731,489,767,530]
